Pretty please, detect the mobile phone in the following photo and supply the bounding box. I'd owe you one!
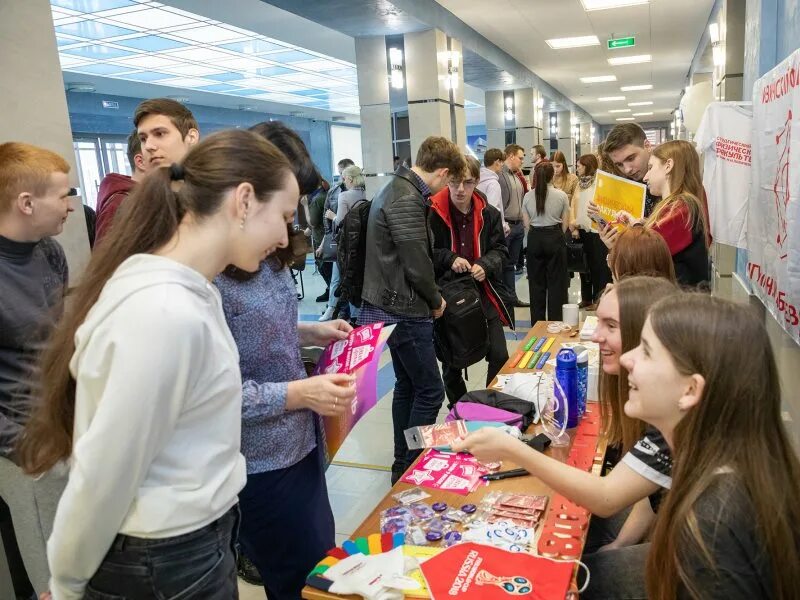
[590,212,609,229]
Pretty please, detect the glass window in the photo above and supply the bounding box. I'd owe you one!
[73,140,103,209]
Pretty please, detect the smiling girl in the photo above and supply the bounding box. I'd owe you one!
[18,129,300,600]
[624,294,800,599]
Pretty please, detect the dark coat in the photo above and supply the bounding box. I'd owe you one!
[361,166,442,317]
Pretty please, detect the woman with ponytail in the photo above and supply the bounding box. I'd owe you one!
[18,129,300,600]
[522,161,570,322]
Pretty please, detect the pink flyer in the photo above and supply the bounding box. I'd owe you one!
[400,450,489,495]
[313,323,395,461]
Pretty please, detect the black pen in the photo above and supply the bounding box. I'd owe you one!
[480,468,529,481]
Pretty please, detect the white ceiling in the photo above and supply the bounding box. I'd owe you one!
[434,0,714,125]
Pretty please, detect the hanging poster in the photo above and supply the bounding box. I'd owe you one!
[748,48,800,345]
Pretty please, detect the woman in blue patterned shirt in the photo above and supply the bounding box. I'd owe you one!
[215,122,355,599]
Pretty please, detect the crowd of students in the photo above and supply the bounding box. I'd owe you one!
[1,95,798,600]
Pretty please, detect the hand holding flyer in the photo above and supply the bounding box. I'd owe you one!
[590,170,647,232]
[313,323,395,461]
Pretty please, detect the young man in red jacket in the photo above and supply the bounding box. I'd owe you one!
[94,131,147,243]
[430,156,514,406]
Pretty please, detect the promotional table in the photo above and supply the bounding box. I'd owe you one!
[302,321,607,600]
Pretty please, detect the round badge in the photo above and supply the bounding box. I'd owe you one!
[444,531,462,544]
[460,503,477,514]
[425,530,443,542]
[432,502,448,512]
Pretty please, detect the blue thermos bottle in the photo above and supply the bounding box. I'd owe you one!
[555,349,580,429]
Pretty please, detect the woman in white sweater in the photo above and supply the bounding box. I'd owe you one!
[17,129,300,600]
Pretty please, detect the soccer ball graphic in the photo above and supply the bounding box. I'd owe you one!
[475,569,533,595]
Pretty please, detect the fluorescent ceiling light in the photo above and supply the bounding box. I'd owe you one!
[608,54,651,66]
[628,101,653,106]
[609,109,631,113]
[616,117,636,121]
[598,96,626,101]
[633,112,654,116]
[620,84,653,91]
[580,75,617,83]
[546,35,600,49]
[581,0,649,10]
[712,45,725,66]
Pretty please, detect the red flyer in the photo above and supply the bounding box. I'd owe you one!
[420,542,574,599]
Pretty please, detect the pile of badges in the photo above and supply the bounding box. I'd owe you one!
[379,494,480,548]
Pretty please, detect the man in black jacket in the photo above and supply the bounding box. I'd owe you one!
[359,136,465,482]
[430,156,514,406]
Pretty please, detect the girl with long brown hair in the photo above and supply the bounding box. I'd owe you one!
[551,149,578,200]
[624,294,800,599]
[18,129,300,599]
[453,277,680,590]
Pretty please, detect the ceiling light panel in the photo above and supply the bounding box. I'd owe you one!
[628,101,653,106]
[607,54,652,66]
[616,117,636,121]
[580,0,649,10]
[620,84,653,91]
[50,0,360,115]
[632,111,654,116]
[546,35,600,49]
[580,75,617,83]
[598,96,626,101]
[609,109,631,113]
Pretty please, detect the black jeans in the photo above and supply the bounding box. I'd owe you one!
[84,507,239,600]
[585,230,612,302]
[238,448,334,600]
[527,226,568,323]
[387,320,445,480]
[442,316,509,407]
[503,221,525,300]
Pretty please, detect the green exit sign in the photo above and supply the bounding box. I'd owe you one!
[608,37,636,49]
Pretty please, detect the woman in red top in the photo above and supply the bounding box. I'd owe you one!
[642,140,710,287]
[602,140,710,287]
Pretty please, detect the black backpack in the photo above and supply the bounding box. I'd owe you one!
[456,389,539,430]
[335,198,371,308]
[433,272,489,369]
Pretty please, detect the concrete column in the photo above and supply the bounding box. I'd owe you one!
[557,110,575,168]
[355,36,393,197]
[514,88,539,168]
[484,90,507,151]
[0,0,90,284]
[404,29,465,159]
[717,0,746,102]
[578,122,593,160]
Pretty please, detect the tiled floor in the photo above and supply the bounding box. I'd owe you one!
[237,259,585,598]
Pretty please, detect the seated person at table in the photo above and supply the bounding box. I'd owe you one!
[456,294,800,599]
[430,155,513,406]
[453,276,679,598]
[608,225,676,283]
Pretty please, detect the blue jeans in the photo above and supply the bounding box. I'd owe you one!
[327,263,341,310]
[503,221,524,299]
[83,506,239,599]
[387,320,445,478]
